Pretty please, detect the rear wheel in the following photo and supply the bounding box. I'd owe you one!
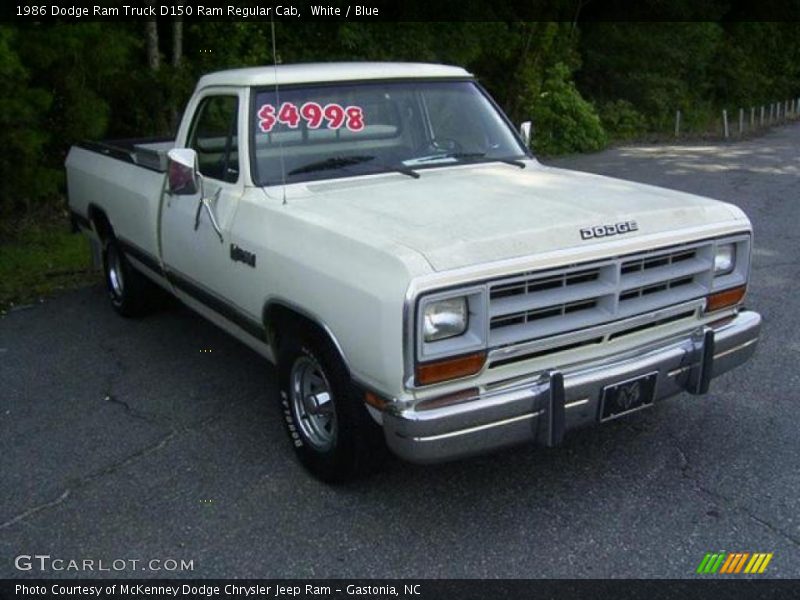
[102,236,153,317]
[277,328,388,482]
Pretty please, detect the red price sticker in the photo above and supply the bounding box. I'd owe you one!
[257,102,365,132]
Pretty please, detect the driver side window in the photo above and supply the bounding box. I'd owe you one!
[188,95,239,183]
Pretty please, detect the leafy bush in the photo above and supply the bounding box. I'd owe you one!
[0,27,56,216]
[600,100,648,140]
[578,23,722,133]
[529,63,607,155]
[2,18,799,221]
[2,23,140,215]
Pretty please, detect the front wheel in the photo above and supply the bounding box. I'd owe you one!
[277,329,387,482]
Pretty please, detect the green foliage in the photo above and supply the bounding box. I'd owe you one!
[578,22,724,131]
[17,23,136,141]
[0,220,94,313]
[529,63,607,155]
[1,16,800,219]
[475,21,580,125]
[0,26,56,216]
[5,23,139,212]
[599,100,648,140]
[711,22,800,108]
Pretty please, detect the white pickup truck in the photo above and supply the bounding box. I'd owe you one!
[67,62,760,481]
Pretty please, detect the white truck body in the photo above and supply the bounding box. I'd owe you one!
[67,63,760,472]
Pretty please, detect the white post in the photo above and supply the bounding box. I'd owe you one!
[785,100,790,120]
[760,105,765,126]
[675,110,681,137]
[723,109,729,138]
[750,106,755,129]
[739,108,744,135]
[770,103,774,123]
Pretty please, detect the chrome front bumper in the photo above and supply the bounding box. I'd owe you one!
[383,310,761,463]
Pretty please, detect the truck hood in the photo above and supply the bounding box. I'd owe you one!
[288,161,746,272]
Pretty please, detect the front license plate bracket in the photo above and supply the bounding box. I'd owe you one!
[599,371,658,422]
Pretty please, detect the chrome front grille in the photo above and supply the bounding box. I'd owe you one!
[488,241,714,349]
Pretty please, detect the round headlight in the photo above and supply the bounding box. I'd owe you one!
[714,243,735,276]
[423,297,468,342]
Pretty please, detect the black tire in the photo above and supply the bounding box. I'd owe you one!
[102,236,153,318]
[277,328,388,482]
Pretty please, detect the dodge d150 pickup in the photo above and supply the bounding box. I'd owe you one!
[67,62,761,481]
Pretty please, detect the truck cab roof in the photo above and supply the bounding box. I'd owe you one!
[196,62,473,89]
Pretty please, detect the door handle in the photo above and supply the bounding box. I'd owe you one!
[194,188,224,243]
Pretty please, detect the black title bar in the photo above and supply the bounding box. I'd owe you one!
[2,579,800,600]
[4,0,800,22]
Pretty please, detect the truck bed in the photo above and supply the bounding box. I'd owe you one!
[75,137,174,173]
[66,137,173,267]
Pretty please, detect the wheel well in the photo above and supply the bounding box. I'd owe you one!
[87,205,113,241]
[265,303,348,371]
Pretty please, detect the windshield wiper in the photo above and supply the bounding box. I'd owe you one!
[496,156,527,168]
[406,152,526,169]
[448,152,527,169]
[287,155,374,176]
[372,165,420,179]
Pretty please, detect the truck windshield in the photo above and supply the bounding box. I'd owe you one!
[251,80,527,186]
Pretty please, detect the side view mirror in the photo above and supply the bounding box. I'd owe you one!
[519,121,533,147]
[167,148,201,195]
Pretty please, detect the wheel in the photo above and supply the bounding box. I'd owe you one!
[102,236,153,317]
[277,328,388,482]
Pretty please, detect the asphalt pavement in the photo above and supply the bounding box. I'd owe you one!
[2,123,799,579]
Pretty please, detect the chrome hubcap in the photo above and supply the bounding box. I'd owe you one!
[107,246,124,298]
[289,356,337,451]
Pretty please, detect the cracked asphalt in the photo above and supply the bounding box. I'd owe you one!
[2,123,799,579]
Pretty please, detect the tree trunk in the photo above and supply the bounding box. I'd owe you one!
[172,18,183,67]
[146,20,160,71]
[169,18,183,131]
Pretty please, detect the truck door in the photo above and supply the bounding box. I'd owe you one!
[161,90,248,324]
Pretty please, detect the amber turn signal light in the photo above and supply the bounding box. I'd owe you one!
[364,391,389,410]
[415,352,486,386]
[706,285,746,313]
